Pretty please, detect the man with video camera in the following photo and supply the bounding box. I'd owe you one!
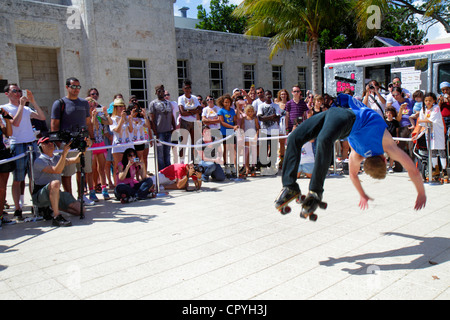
[32,137,86,227]
[50,77,95,204]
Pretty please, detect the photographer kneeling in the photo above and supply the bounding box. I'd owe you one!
[32,137,85,227]
[158,163,203,191]
[114,148,155,203]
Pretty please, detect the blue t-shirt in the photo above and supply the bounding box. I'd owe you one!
[347,96,387,157]
[217,107,236,136]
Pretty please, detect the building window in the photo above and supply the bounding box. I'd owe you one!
[272,65,283,97]
[243,64,255,92]
[177,60,188,96]
[128,59,148,109]
[297,67,307,97]
[209,62,224,98]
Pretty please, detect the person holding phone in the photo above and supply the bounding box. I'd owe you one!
[2,83,46,220]
[87,97,113,200]
[390,87,414,158]
[114,148,154,203]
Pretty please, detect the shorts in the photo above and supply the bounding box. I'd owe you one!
[62,149,93,176]
[32,183,77,210]
[134,142,145,152]
[298,162,314,174]
[92,141,107,155]
[157,172,176,186]
[112,145,129,154]
[11,141,38,182]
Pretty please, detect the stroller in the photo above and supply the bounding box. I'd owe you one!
[412,122,450,183]
[412,131,430,181]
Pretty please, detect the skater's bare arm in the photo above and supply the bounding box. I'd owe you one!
[348,148,373,210]
[382,129,426,210]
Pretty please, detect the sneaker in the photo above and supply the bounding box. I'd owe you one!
[1,215,16,226]
[14,209,23,221]
[52,215,72,227]
[81,195,95,206]
[102,188,111,200]
[388,167,394,173]
[89,190,99,202]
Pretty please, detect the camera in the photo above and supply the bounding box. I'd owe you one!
[49,127,89,152]
[128,102,143,118]
[193,164,205,174]
[369,85,375,90]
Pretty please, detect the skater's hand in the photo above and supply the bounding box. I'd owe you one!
[414,193,426,211]
[359,194,373,210]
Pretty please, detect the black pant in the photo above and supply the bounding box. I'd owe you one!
[282,108,356,196]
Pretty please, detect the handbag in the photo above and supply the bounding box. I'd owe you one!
[0,148,16,173]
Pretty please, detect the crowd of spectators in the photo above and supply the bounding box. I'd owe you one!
[0,76,449,228]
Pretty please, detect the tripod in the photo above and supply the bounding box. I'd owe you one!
[79,151,86,219]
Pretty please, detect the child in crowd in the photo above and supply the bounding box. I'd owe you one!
[409,90,424,129]
[418,92,447,179]
[292,117,314,179]
[297,141,315,179]
[242,104,259,175]
[385,106,400,173]
[217,94,238,177]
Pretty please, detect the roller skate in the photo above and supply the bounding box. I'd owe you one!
[299,191,327,222]
[275,186,301,215]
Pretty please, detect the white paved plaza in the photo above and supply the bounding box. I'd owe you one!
[0,168,449,300]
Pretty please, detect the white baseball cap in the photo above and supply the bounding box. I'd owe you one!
[440,81,450,90]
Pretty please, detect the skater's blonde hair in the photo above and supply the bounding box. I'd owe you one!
[364,155,387,180]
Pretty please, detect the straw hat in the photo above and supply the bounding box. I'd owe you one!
[113,98,126,106]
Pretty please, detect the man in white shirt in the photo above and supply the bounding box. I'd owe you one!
[252,87,266,113]
[386,77,411,107]
[177,79,201,161]
[2,83,46,219]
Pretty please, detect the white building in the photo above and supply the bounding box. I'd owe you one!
[0,0,315,123]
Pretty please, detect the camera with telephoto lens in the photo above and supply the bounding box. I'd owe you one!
[49,127,89,152]
[193,164,205,174]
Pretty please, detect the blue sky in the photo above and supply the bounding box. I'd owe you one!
[173,1,447,42]
[174,0,241,19]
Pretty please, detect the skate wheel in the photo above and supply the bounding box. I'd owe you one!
[319,202,328,210]
[309,214,318,221]
[281,206,291,215]
[301,195,306,201]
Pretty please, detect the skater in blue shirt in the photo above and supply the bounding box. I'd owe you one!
[275,94,426,215]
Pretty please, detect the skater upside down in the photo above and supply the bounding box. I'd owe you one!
[275,94,426,215]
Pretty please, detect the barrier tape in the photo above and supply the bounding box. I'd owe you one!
[0,128,429,166]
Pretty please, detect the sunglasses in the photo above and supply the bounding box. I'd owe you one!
[10,89,22,94]
[68,85,82,90]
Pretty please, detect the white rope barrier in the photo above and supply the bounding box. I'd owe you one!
[0,126,429,166]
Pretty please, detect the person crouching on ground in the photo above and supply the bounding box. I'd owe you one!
[158,162,203,191]
[32,137,85,227]
[114,148,155,203]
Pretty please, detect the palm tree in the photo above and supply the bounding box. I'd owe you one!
[233,0,350,94]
